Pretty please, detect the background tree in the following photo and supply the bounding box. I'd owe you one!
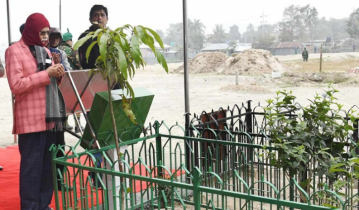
[155,29,165,40]
[228,24,241,41]
[279,5,299,42]
[241,23,256,43]
[252,35,275,50]
[347,8,359,39]
[312,18,349,41]
[189,19,206,51]
[207,24,227,43]
[301,5,318,40]
[163,23,183,48]
[279,4,318,42]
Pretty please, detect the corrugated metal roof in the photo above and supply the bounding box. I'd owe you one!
[336,38,359,47]
[269,42,302,49]
[140,43,171,49]
[201,43,229,51]
[234,43,252,52]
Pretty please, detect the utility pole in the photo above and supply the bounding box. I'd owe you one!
[260,10,267,36]
[59,0,62,30]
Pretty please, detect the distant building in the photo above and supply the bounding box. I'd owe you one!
[268,42,302,55]
[233,43,252,53]
[201,43,229,54]
[140,43,179,64]
[334,38,359,52]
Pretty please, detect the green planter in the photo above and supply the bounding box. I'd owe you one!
[81,87,154,149]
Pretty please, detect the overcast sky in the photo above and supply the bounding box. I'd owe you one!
[0,0,358,50]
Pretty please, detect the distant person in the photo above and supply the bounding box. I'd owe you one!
[5,13,65,210]
[49,27,72,71]
[302,47,309,62]
[59,29,82,70]
[78,4,109,69]
[295,46,298,55]
[59,29,84,133]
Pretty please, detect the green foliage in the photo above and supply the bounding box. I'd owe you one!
[228,25,241,41]
[252,35,275,50]
[315,156,359,208]
[207,24,227,43]
[74,25,168,124]
[265,86,356,180]
[163,19,206,52]
[347,8,359,39]
[279,4,318,42]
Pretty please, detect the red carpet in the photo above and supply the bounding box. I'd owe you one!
[0,145,184,210]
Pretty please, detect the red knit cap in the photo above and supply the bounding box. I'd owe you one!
[22,13,50,46]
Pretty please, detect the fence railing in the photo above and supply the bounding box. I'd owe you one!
[52,120,358,210]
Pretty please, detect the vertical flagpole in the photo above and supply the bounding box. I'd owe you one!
[183,0,191,180]
[59,0,62,30]
[7,0,17,144]
[6,0,11,45]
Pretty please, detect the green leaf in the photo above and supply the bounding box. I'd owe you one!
[144,27,164,49]
[155,49,168,73]
[92,28,103,39]
[98,32,109,66]
[130,34,141,67]
[135,26,145,42]
[73,35,93,50]
[114,43,128,80]
[126,81,135,99]
[86,41,98,63]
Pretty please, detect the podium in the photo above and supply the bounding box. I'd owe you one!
[58,70,154,149]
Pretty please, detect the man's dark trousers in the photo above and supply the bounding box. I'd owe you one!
[18,131,58,210]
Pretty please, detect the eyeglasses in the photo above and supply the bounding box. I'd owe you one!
[39,31,50,36]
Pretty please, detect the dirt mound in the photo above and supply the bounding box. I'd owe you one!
[174,52,228,73]
[219,49,289,75]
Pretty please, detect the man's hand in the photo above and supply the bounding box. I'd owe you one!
[46,64,65,78]
[52,52,61,64]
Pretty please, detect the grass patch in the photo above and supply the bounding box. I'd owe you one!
[284,58,359,73]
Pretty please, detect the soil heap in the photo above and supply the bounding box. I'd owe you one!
[220,49,289,75]
[174,49,289,75]
[174,52,228,73]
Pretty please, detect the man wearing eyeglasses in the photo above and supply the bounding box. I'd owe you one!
[5,13,65,210]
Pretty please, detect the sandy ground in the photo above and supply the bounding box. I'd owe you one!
[1,52,359,149]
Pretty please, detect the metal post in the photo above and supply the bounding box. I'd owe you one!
[59,0,62,30]
[320,44,323,73]
[7,0,17,144]
[6,0,11,46]
[246,100,253,163]
[67,71,100,149]
[155,122,163,177]
[183,0,191,182]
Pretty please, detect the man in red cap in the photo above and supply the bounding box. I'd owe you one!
[5,13,65,210]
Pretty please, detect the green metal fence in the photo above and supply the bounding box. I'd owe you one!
[51,121,357,210]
